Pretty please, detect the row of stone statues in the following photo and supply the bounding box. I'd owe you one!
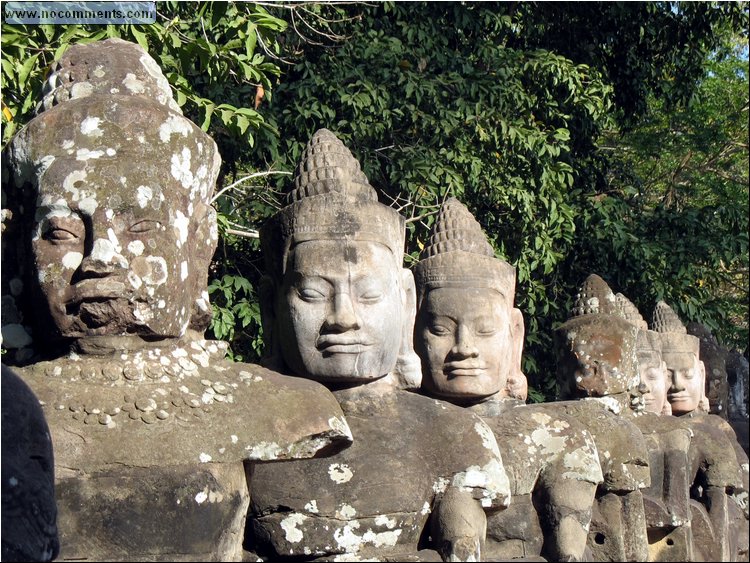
[1,39,747,562]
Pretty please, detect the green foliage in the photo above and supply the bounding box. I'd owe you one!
[587,37,749,350]
[207,274,263,362]
[509,1,750,127]
[1,1,285,158]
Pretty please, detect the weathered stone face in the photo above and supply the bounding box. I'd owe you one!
[412,197,523,403]
[274,239,404,382]
[4,94,219,345]
[665,351,705,415]
[416,286,514,400]
[639,351,669,415]
[556,314,640,398]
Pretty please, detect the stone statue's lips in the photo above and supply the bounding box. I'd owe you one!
[443,359,487,377]
[66,279,126,304]
[667,392,691,402]
[316,335,373,354]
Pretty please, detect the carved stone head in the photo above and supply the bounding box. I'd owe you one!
[652,301,706,416]
[259,129,418,384]
[636,328,671,415]
[615,292,671,415]
[412,198,524,403]
[1,39,219,362]
[555,274,640,400]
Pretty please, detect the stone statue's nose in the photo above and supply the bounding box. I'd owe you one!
[325,292,361,332]
[80,238,128,276]
[668,371,685,391]
[451,325,479,359]
[637,382,649,395]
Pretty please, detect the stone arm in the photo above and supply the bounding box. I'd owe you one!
[431,486,487,562]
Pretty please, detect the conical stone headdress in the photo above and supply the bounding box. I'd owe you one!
[615,293,648,331]
[570,274,619,317]
[413,198,515,299]
[37,38,181,115]
[613,293,660,354]
[651,301,699,354]
[261,129,405,279]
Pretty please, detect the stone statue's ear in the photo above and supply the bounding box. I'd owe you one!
[392,268,422,390]
[188,203,218,333]
[697,360,710,412]
[510,307,525,384]
[258,275,282,369]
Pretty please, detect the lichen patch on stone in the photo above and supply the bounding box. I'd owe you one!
[328,463,354,484]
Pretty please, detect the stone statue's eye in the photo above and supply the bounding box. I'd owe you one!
[645,369,661,381]
[476,326,497,336]
[359,290,383,303]
[42,216,83,242]
[298,287,326,302]
[430,324,452,337]
[44,227,78,241]
[129,220,162,233]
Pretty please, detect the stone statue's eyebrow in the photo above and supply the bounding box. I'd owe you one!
[35,202,75,219]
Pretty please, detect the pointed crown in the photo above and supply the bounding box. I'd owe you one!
[261,129,405,279]
[37,38,182,115]
[413,198,515,300]
[570,274,619,317]
[615,293,648,330]
[288,129,375,204]
[651,301,699,354]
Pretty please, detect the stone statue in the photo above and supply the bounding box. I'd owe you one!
[412,198,602,562]
[613,293,697,561]
[250,130,510,561]
[687,321,730,418]
[726,350,749,442]
[652,302,749,561]
[634,324,672,416]
[652,302,709,416]
[1,364,59,562]
[0,39,352,561]
[555,275,653,561]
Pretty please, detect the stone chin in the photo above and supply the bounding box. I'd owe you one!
[291,352,394,384]
[53,298,187,340]
[422,374,500,403]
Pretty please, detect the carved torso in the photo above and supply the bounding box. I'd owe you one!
[14,339,351,561]
[249,384,509,560]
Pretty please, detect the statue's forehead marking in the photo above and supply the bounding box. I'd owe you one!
[123,73,146,95]
[136,186,153,208]
[76,148,104,161]
[174,211,189,247]
[128,240,145,256]
[171,147,194,190]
